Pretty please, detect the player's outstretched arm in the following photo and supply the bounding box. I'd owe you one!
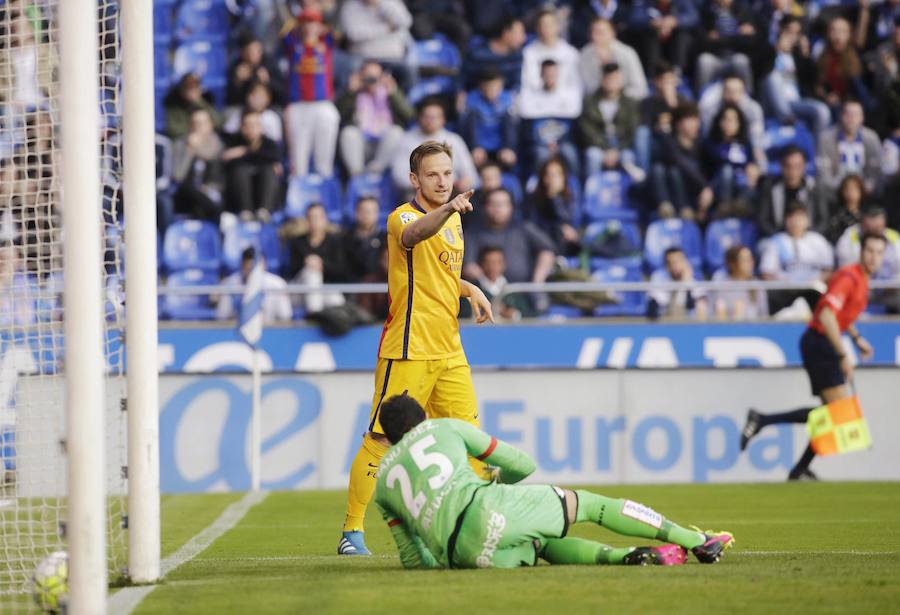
[460,279,495,324]
[401,190,474,248]
[451,420,536,484]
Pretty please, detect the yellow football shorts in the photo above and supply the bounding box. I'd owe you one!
[368,353,478,435]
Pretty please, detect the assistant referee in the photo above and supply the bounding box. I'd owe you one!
[739,232,887,480]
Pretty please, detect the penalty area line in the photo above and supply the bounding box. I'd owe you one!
[107,490,269,615]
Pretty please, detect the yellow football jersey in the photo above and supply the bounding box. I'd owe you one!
[378,201,465,360]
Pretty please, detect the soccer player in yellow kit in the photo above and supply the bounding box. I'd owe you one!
[338,141,495,555]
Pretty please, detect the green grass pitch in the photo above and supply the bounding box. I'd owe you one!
[131,483,900,614]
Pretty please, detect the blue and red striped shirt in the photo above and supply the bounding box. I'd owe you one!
[283,31,334,103]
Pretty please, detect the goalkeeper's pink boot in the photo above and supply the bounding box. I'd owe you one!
[690,528,735,563]
[622,544,687,566]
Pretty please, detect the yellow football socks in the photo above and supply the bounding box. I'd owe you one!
[343,433,389,532]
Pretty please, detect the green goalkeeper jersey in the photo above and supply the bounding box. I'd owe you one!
[374,418,536,569]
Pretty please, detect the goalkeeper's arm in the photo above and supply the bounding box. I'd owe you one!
[376,503,440,569]
[449,419,536,484]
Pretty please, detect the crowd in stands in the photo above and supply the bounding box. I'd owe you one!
[2,0,900,326]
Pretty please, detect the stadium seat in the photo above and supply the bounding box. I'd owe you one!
[344,172,396,225]
[406,35,461,75]
[582,170,634,224]
[407,77,457,106]
[704,217,759,273]
[583,219,643,272]
[161,268,218,320]
[162,219,222,272]
[285,174,343,222]
[174,0,231,45]
[173,40,228,105]
[153,0,177,45]
[762,121,816,177]
[222,220,283,275]
[592,263,647,317]
[644,218,703,272]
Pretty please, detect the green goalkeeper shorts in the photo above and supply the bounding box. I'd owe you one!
[450,484,569,569]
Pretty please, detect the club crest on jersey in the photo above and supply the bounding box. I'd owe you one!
[399,212,418,225]
[443,228,456,244]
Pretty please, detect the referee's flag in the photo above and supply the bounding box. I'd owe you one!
[806,396,872,456]
[238,257,264,348]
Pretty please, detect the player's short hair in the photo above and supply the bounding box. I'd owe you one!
[860,231,887,251]
[380,392,426,445]
[409,140,453,174]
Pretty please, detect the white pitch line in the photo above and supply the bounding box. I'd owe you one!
[107,490,268,615]
[735,550,898,556]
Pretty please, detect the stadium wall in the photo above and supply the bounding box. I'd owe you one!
[153,368,899,493]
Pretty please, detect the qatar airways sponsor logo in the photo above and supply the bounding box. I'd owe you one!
[475,511,507,568]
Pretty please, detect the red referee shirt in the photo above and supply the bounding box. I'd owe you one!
[809,264,869,334]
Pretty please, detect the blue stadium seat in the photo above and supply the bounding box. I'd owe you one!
[704,217,759,273]
[582,171,634,224]
[162,219,222,272]
[644,218,703,272]
[174,0,231,44]
[407,77,457,106]
[592,263,646,317]
[173,40,228,105]
[222,220,283,275]
[344,172,396,225]
[154,0,177,45]
[285,174,343,222]
[583,219,643,272]
[406,34,461,74]
[161,268,218,320]
[762,121,816,177]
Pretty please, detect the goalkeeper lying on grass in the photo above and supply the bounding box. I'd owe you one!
[374,393,734,569]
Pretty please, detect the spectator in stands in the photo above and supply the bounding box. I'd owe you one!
[648,247,708,320]
[861,0,900,51]
[579,18,648,100]
[825,174,867,243]
[758,146,829,237]
[816,99,883,194]
[518,59,582,174]
[521,8,582,97]
[579,63,643,181]
[283,8,340,177]
[836,205,900,280]
[356,244,390,319]
[703,103,760,209]
[653,102,715,219]
[695,0,756,94]
[471,246,533,320]
[463,188,556,292]
[390,98,477,193]
[763,15,831,139]
[462,17,527,90]
[337,61,413,178]
[759,202,834,312]
[712,245,769,320]
[221,110,283,221]
[407,0,471,52]
[287,202,347,312]
[215,247,292,322]
[461,70,518,169]
[639,62,689,172]
[525,157,581,256]
[223,81,284,145]
[339,0,412,69]
[699,74,765,167]
[0,10,55,110]
[871,16,900,138]
[164,73,221,140]
[619,0,699,76]
[226,36,284,107]
[0,243,34,327]
[815,16,867,112]
[342,196,386,282]
[753,0,803,47]
[172,108,224,221]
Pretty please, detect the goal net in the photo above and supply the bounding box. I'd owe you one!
[0,1,128,609]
